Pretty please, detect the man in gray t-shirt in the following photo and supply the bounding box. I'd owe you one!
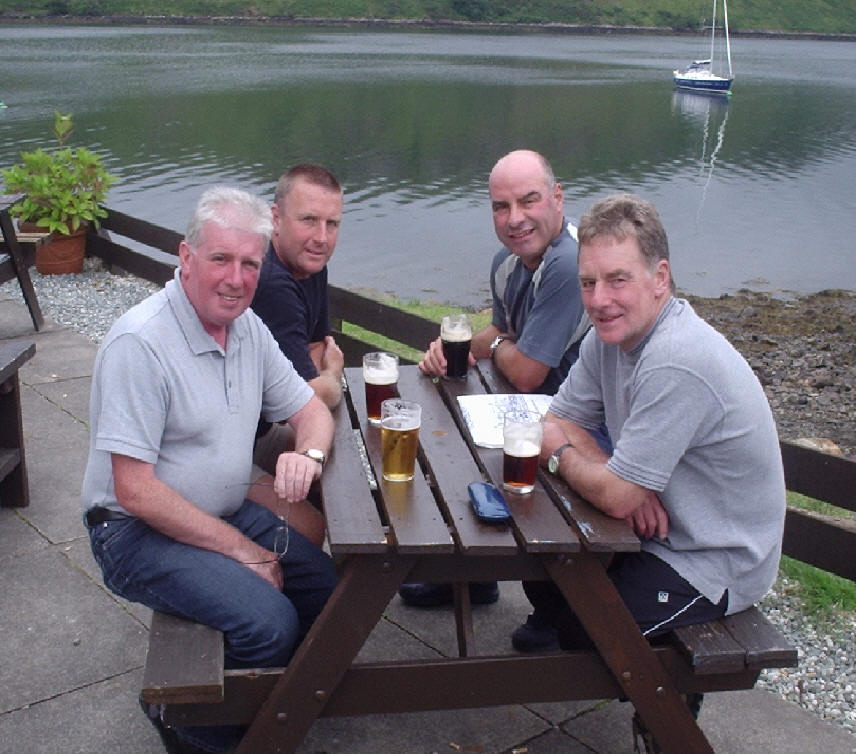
[540,194,785,657]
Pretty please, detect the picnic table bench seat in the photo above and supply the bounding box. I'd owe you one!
[141,604,797,719]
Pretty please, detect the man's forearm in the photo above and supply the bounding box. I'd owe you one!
[112,455,270,564]
[491,338,550,393]
[308,372,343,408]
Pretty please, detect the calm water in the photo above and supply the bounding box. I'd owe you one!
[1,25,855,307]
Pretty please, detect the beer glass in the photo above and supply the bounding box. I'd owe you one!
[440,313,472,380]
[502,410,543,494]
[380,399,422,482]
[363,352,399,425]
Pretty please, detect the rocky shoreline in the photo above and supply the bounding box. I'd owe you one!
[685,289,856,459]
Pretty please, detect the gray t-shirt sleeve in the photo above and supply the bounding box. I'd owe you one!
[549,330,604,430]
[93,333,167,464]
[606,365,723,492]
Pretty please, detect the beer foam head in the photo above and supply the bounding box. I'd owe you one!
[441,323,472,342]
[504,438,540,458]
[363,353,399,384]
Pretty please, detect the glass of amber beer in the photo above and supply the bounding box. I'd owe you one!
[363,352,399,425]
[502,410,543,494]
[380,399,422,482]
[440,313,472,380]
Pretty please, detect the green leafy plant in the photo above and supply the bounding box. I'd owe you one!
[1,111,115,235]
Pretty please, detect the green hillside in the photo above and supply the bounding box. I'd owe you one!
[0,0,854,35]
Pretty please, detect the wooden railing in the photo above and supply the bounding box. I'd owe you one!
[86,208,856,582]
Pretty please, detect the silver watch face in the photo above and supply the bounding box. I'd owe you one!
[304,449,324,464]
[548,454,560,474]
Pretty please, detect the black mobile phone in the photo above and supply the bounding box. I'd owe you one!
[468,482,511,524]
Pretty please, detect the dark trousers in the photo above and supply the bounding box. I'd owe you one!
[523,551,727,650]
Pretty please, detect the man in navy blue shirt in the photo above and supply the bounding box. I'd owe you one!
[250,164,345,546]
[252,163,345,407]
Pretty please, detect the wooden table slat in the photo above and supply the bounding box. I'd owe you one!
[344,367,453,554]
[397,367,518,555]
[322,395,388,555]
[438,367,581,553]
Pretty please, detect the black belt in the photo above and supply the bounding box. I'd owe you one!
[85,507,130,527]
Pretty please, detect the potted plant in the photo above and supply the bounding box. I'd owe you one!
[1,111,115,274]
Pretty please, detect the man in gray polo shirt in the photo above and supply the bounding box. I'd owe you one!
[540,193,785,733]
[82,186,337,754]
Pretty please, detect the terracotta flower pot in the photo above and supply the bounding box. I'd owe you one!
[20,221,87,275]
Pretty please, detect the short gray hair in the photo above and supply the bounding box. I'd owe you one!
[578,193,675,292]
[185,186,272,247]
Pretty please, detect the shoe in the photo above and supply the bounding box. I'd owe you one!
[631,693,703,753]
[140,695,210,754]
[511,613,560,652]
[398,581,499,607]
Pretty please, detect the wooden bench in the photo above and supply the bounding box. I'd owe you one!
[0,339,36,508]
[141,603,797,713]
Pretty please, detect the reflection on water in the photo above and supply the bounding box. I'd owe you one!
[671,90,731,227]
[1,26,855,302]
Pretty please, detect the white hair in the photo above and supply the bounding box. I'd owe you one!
[185,185,272,247]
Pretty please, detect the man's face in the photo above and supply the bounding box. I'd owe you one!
[489,156,564,267]
[272,179,343,280]
[578,234,671,351]
[179,220,266,337]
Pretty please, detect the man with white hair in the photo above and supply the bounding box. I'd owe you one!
[82,186,337,753]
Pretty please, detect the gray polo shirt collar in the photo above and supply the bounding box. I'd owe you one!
[166,267,244,356]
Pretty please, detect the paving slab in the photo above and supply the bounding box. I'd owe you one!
[0,545,147,713]
[18,384,90,545]
[0,668,163,754]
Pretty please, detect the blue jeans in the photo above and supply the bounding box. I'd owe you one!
[88,499,337,752]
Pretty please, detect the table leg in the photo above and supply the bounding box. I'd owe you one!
[544,549,714,754]
[236,554,414,754]
[451,581,474,657]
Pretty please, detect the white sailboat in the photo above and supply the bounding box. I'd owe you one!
[674,0,734,93]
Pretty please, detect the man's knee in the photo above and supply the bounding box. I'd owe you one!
[225,598,301,669]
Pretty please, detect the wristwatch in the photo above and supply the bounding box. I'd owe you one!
[547,443,573,475]
[301,448,326,467]
[489,335,508,358]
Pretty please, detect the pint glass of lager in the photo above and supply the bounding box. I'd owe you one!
[363,352,399,425]
[440,313,472,380]
[380,399,422,482]
[502,410,543,494]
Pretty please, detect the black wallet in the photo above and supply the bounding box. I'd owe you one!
[468,482,511,523]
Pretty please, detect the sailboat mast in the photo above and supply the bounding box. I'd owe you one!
[723,0,733,78]
[709,0,717,69]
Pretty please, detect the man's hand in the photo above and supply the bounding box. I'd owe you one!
[624,492,669,540]
[244,555,284,591]
[418,336,447,377]
[319,335,344,376]
[274,450,322,503]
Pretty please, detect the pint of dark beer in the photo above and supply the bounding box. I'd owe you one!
[380,399,422,482]
[440,313,472,380]
[363,352,399,425]
[502,410,543,494]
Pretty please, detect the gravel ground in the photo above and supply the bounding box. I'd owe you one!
[2,258,854,737]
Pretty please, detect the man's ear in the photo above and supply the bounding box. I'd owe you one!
[178,239,191,267]
[655,259,671,295]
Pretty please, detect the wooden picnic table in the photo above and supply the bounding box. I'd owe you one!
[218,361,713,753]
